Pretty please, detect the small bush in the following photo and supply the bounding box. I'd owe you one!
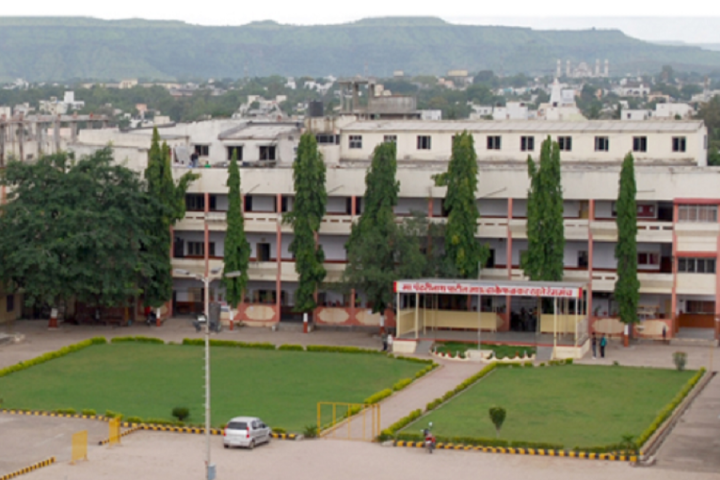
[385,409,422,435]
[125,416,144,423]
[172,407,190,421]
[303,424,318,438]
[81,409,96,416]
[524,362,534,368]
[105,410,123,420]
[182,339,276,350]
[272,427,287,434]
[111,336,164,344]
[55,408,76,415]
[613,361,620,366]
[672,351,687,371]
[278,344,304,351]
[306,345,381,354]
[145,418,180,426]
[364,389,393,405]
[488,406,507,438]
[564,358,573,365]
[392,378,413,391]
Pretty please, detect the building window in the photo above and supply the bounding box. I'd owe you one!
[520,136,534,152]
[487,136,501,150]
[672,136,687,153]
[194,145,210,157]
[208,242,216,257]
[256,243,271,262]
[595,136,609,152]
[633,136,647,152]
[187,242,204,257]
[678,258,716,274]
[349,135,362,149]
[6,294,14,313]
[259,145,276,161]
[417,135,431,150]
[316,134,339,145]
[678,204,718,223]
[384,135,397,144]
[637,252,660,267]
[226,145,243,161]
[558,136,572,151]
[686,300,715,313]
[186,194,205,211]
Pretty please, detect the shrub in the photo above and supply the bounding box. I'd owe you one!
[488,406,506,438]
[564,358,573,365]
[272,427,287,434]
[523,362,533,368]
[105,410,123,420]
[364,389,393,405]
[81,409,96,416]
[303,425,318,438]
[111,336,164,344]
[392,378,413,391]
[172,407,190,421]
[278,344,304,351]
[55,408,76,415]
[394,355,434,364]
[125,416,144,423]
[0,337,107,379]
[182,338,276,350]
[384,409,422,435]
[306,345,381,354]
[672,351,687,371]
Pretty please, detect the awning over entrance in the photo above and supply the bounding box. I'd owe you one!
[394,279,587,298]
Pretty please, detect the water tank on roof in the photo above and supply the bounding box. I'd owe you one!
[308,101,324,118]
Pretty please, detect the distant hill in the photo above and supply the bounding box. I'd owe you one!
[1,16,720,81]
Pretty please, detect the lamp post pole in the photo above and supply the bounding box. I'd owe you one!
[204,276,211,479]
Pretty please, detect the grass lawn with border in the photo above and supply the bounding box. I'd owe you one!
[403,364,694,448]
[433,342,535,359]
[0,343,425,431]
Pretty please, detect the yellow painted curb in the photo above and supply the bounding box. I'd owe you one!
[0,457,55,480]
[393,441,637,462]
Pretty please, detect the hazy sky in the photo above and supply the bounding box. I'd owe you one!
[3,1,720,43]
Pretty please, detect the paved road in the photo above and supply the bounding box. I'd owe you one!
[0,413,109,474]
[17,431,720,480]
[655,373,720,474]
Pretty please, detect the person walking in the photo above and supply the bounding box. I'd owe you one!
[591,332,598,359]
[600,334,607,358]
[381,332,388,352]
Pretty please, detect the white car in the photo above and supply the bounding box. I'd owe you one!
[223,416,272,449]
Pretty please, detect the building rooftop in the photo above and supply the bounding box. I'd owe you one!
[219,122,301,141]
[343,120,705,133]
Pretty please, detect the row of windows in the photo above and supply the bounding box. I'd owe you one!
[678,258,716,274]
[678,205,718,223]
[193,145,277,162]
[347,135,689,153]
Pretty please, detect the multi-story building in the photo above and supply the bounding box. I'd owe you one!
[4,115,718,341]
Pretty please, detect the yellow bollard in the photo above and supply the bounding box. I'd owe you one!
[71,430,88,464]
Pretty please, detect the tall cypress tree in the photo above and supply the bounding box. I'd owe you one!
[284,132,327,313]
[614,152,639,326]
[143,127,198,307]
[522,136,564,281]
[222,150,250,307]
[434,131,488,278]
[344,142,404,315]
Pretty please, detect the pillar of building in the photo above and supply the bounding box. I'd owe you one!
[715,206,720,341]
[506,198,513,315]
[53,116,61,153]
[671,203,679,335]
[18,115,25,162]
[71,114,78,143]
[588,200,595,332]
[275,193,282,323]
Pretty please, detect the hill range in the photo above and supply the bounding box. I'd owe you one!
[1,16,720,81]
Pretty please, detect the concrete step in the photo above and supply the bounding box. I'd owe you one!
[275,322,305,333]
[415,340,434,355]
[669,337,718,348]
[536,346,554,361]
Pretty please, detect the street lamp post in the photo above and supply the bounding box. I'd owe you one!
[174,267,241,480]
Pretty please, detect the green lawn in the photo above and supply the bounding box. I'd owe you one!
[404,365,694,448]
[434,342,535,359]
[0,343,424,431]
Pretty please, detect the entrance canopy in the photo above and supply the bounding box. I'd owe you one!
[394,279,587,298]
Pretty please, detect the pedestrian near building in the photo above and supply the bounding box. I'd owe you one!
[600,334,607,358]
[387,333,394,353]
[381,332,388,352]
[591,332,597,359]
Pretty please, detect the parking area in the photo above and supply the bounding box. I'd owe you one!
[0,413,109,473]
[11,430,720,480]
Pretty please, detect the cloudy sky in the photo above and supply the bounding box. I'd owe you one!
[3,1,720,43]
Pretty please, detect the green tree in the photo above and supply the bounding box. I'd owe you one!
[142,128,198,307]
[434,131,488,278]
[284,133,327,313]
[222,150,250,307]
[522,137,564,281]
[0,148,157,309]
[488,406,507,438]
[614,153,640,328]
[343,142,424,316]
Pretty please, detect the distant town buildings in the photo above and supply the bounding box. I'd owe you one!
[556,59,609,78]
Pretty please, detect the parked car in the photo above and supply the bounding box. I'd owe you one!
[223,416,272,449]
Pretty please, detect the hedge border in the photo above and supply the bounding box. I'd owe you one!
[0,336,106,379]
